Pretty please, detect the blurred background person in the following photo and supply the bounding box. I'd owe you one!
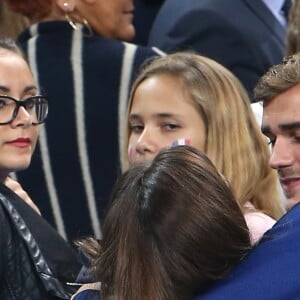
[4,0,162,241]
[147,0,291,99]
[0,1,28,39]
[286,0,300,55]
[132,0,165,45]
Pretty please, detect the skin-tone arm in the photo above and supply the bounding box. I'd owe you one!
[4,177,41,215]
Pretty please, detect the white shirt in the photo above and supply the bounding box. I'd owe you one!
[262,0,287,27]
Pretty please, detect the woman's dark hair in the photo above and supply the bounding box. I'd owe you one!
[91,146,251,299]
[4,0,52,20]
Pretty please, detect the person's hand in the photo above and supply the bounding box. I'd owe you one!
[4,177,41,215]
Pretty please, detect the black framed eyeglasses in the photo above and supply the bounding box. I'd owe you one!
[0,95,48,125]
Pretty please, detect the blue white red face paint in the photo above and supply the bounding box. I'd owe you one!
[127,138,191,165]
[128,144,134,164]
[171,138,191,147]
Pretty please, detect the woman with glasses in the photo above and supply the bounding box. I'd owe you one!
[3,0,163,243]
[0,37,81,300]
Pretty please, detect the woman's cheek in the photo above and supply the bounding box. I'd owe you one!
[127,144,134,164]
[171,138,191,147]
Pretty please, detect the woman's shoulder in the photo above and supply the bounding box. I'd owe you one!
[244,202,276,244]
[71,282,101,300]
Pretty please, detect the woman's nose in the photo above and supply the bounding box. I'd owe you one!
[10,106,32,128]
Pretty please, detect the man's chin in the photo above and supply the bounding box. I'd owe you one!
[286,197,300,210]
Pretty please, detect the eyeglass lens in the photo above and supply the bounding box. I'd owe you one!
[0,96,48,125]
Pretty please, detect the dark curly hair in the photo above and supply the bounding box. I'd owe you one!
[4,0,52,20]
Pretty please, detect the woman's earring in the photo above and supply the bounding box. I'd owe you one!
[63,2,93,37]
[63,2,70,10]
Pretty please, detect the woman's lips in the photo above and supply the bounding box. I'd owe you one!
[7,137,31,148]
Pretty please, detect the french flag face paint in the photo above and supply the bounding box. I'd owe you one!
[171,138,191,147]
[128,144,134,163]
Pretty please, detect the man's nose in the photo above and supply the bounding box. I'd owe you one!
[269,137,294,170]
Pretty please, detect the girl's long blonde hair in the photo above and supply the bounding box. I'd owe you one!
[121,52,284,219]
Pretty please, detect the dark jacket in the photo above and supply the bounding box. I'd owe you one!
[16,21,162,241]
[197,204,300,299]
[0,182,82,299]
[148,0,286,99]
[132,0,165,45]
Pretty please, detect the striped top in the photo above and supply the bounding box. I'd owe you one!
[16,21,163,241]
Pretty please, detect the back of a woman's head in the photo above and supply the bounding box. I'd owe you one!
[99,146,251,300]
[125,52,283,219]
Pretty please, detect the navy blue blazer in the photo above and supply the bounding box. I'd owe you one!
[196,204,300,299]
[148,0,286,99]
[74,205,300,299]
[132,0,165,45]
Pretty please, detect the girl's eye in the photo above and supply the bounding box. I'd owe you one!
[164,123,180,131]
[130,124,144,133]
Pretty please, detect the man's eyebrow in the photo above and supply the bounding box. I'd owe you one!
[279,121,300,131]
[262,121,300,135]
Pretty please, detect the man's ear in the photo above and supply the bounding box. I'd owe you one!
[55,0,76,12]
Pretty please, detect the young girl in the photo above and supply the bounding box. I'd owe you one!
[123,52,284,244]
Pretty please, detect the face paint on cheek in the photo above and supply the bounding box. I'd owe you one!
[128,144,134,164]
[171,138,191,148]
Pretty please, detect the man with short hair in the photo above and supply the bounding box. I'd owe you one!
[197,53,300,300]
[256,55,300,210]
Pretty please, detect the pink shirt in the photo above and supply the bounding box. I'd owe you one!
[244,202,276,245]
